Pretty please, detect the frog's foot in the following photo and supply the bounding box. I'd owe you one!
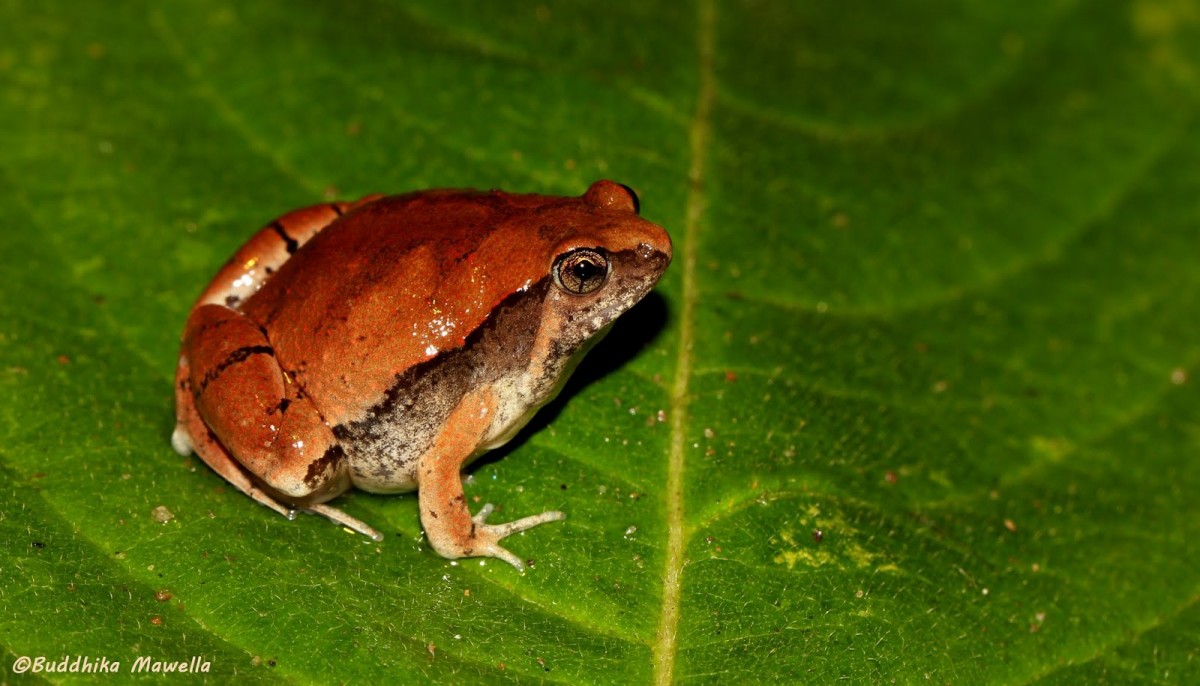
[302,502,385,542]
[170,415,295,522]
[469,504,566,572]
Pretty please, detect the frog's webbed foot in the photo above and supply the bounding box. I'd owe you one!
[470,504,566,571]
[302,503,385,542]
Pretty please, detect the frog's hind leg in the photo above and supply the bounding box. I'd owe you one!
[173,353,295,522]
[175,303,382,541]
[193,195,385,310]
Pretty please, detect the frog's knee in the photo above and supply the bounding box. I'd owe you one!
[265,444,349,501]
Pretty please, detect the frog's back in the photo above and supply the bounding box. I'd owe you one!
[240,189,578,428]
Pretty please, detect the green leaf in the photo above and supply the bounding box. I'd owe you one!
[3,0,1199,683]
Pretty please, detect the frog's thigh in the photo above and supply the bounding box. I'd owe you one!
[183,304,349,502]
[174,352,294,520]
[195,195,386,308]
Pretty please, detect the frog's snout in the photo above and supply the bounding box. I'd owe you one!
[635,232,673,279]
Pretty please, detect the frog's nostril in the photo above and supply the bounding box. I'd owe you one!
[635,242,672,269]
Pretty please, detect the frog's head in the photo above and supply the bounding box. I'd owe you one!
[469,180,672,449]
[537,180,672,357]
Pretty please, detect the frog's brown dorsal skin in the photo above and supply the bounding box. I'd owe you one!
[172,180,671,571]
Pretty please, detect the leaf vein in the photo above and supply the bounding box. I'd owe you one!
[654,0,715,683]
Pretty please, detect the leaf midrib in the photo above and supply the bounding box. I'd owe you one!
[654,0,715,683]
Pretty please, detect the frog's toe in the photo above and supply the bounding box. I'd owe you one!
[170,425,194,456]
[472,503,565,537]
[303,502,385,541]
[471,502,498,525]
[482,542,527,572]
[470,505,565,571]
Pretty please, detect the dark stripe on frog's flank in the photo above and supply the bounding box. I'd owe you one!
[270,221,299,254]
[330,204,344,216]
[304,444,345,488]
[331,278,553,482]
[197,345,275,394]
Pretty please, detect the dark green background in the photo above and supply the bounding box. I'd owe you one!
[2,0,1198,683]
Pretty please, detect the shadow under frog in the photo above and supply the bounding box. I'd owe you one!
[468,290,670,471]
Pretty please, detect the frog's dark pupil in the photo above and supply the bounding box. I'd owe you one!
[573,260,599,283]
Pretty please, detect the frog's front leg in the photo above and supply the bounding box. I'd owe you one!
[175,303,383,541]
[417,389,565,571]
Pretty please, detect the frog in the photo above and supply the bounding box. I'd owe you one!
[171,180,672,571]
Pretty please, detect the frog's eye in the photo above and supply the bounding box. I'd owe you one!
[553,248,610,295]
